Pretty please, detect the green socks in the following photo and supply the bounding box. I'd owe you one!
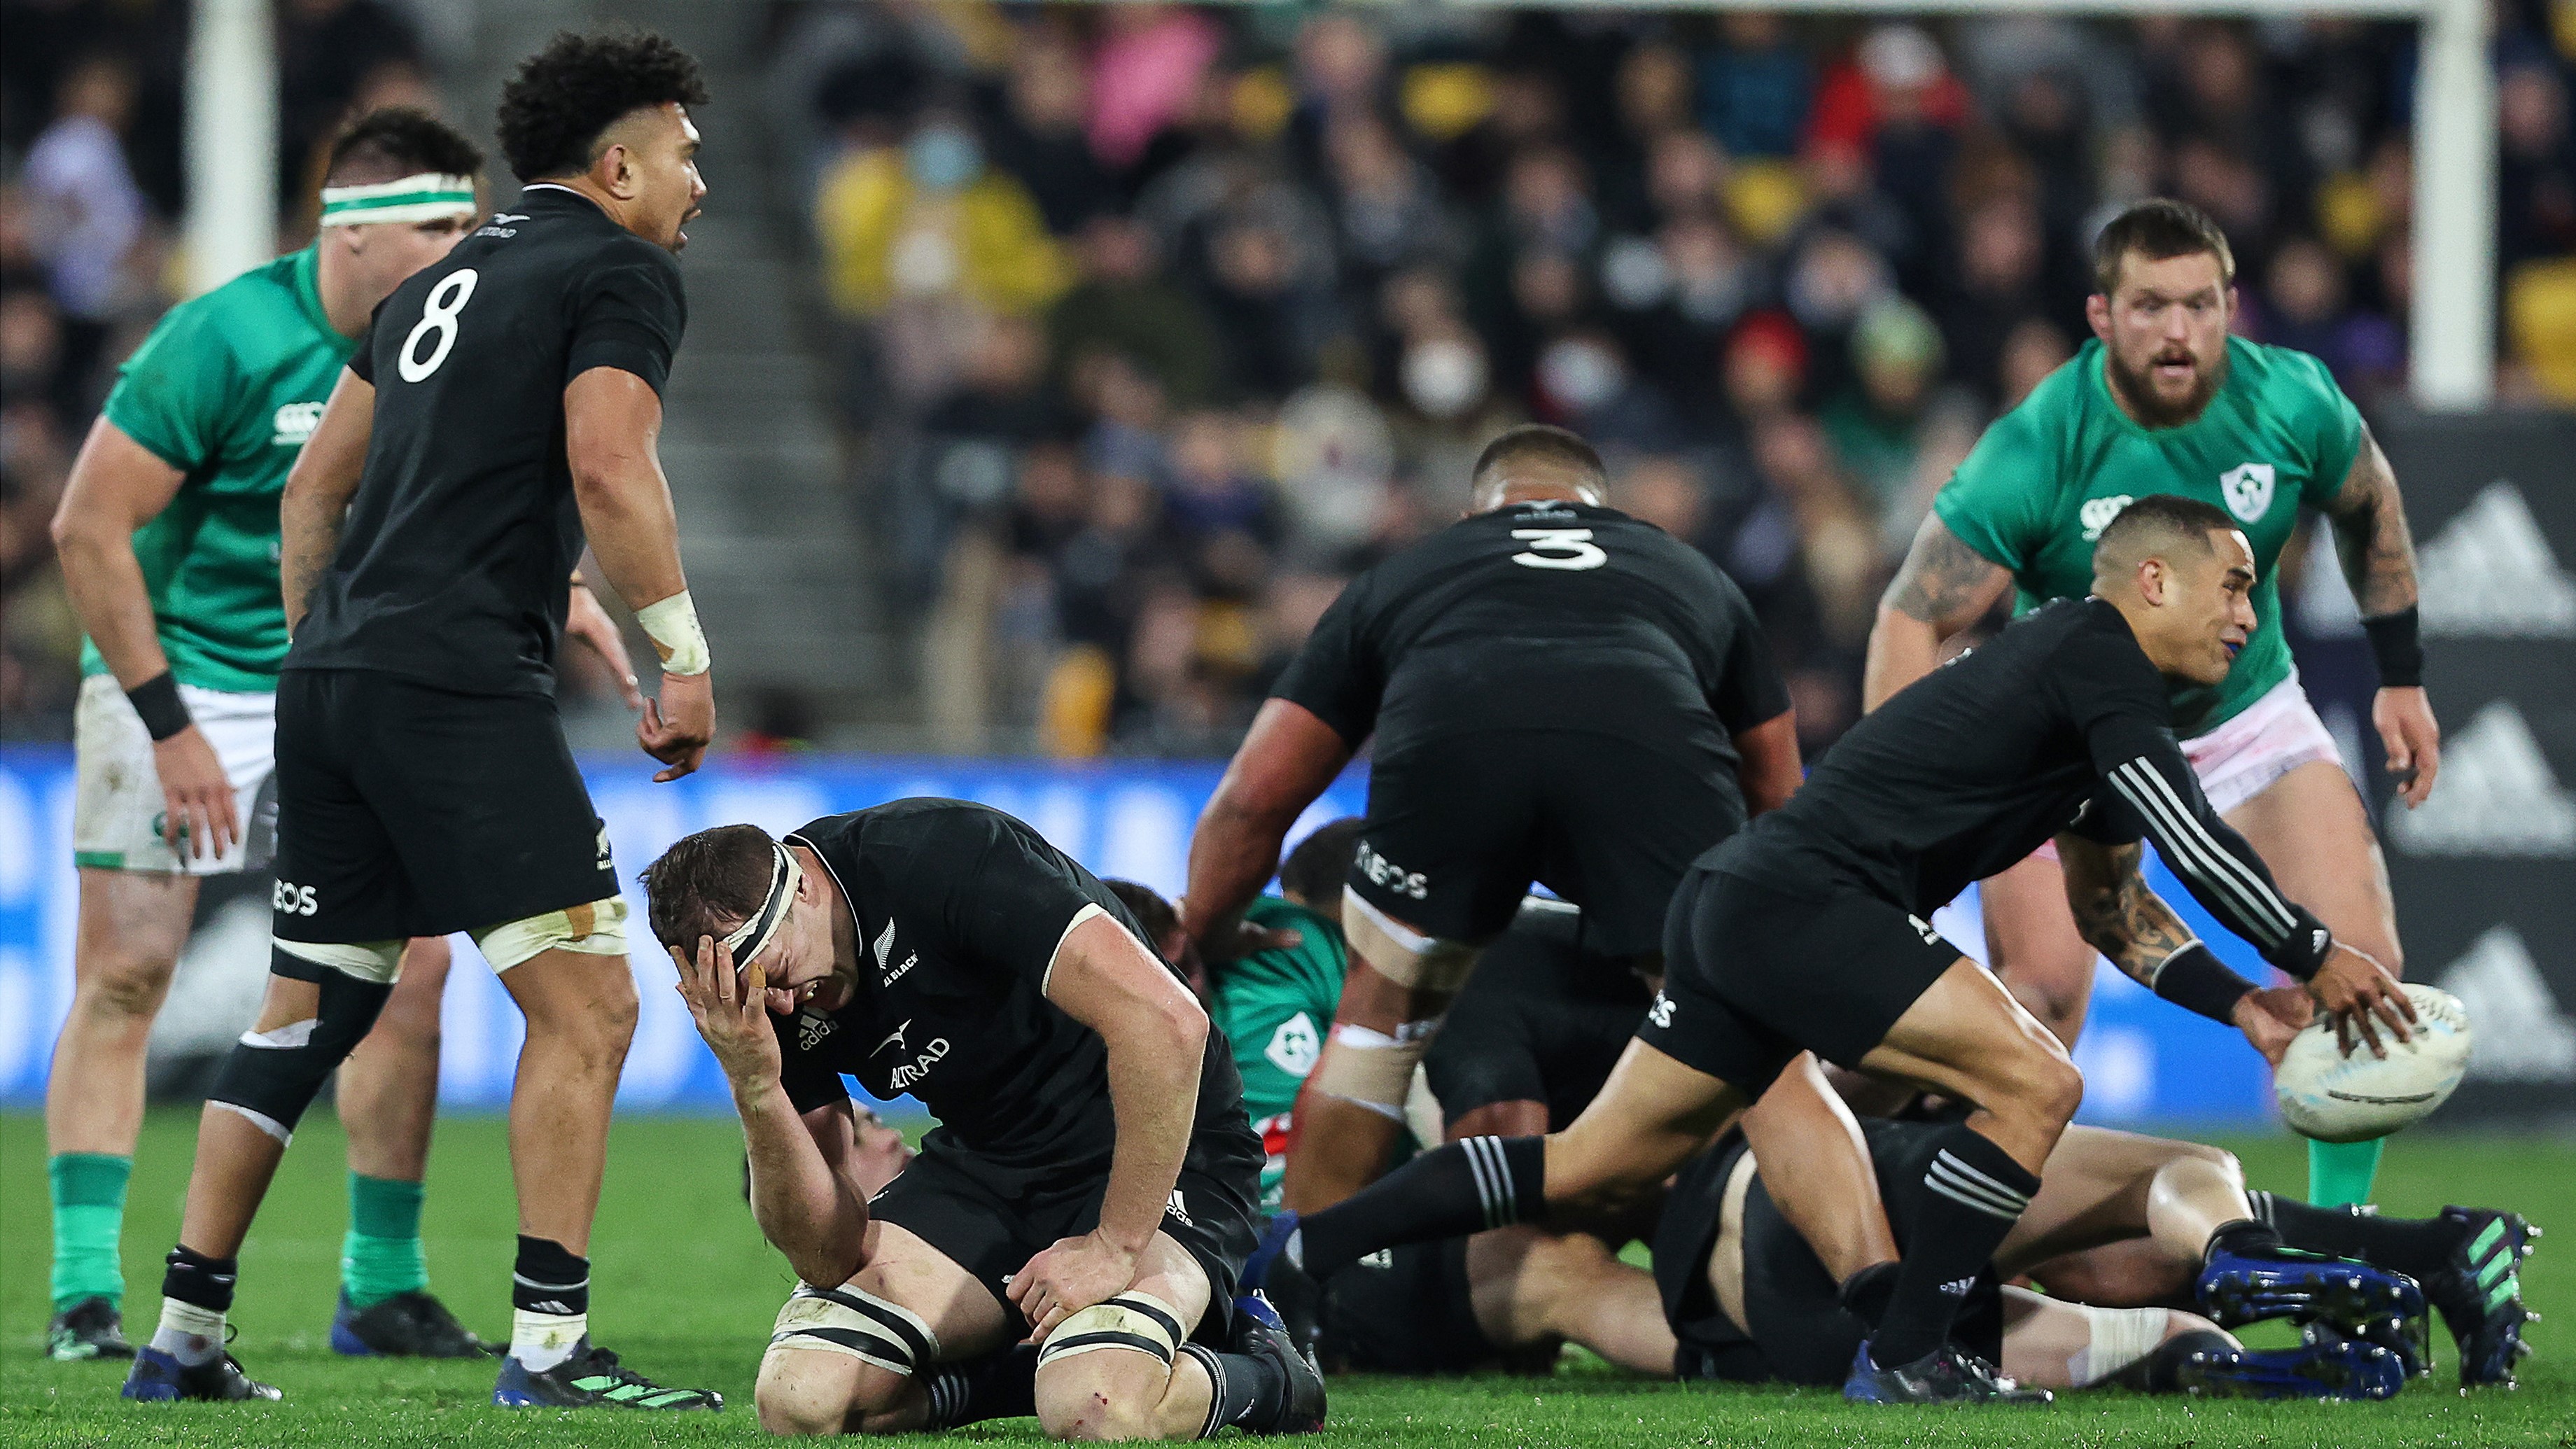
[341,1173,430,1309]
[49,1154,132,1311]
[2306,1136,2386,1208]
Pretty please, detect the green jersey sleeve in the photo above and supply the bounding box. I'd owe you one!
[1932,388,2064,573]
[2286,349,2365,507]
[101,300,244,475]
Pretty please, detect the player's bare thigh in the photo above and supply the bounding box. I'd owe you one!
[2224,758,2401,971]
[1977,851,2095,1047]
[756,1219,1019,1436]
[1991,1125,2232,1277]
[1701,1149,1761,1340]
[1030,1231,1216,1441]
[1545,1040,1746,1218]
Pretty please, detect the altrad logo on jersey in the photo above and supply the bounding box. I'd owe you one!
[870,1018,951,1089]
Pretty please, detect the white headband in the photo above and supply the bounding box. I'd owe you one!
[720,842,804,968]
[319,172,477,227]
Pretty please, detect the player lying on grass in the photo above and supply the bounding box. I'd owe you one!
[1243,495,2416,1406]
[650,800,1324,1439]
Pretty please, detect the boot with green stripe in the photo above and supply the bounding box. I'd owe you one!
[491,1338,720,1410]
[2426,1208,2540,1387]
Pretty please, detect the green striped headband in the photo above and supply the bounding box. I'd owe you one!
[318,172,476,227]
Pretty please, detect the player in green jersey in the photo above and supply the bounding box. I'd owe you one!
[42,110,640,1364]
[1864,200,2436,1211]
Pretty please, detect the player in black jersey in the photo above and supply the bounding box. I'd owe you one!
[646,801,1324,1441]
[1240,494,2418,1406]
[128,33,721,1412]
[1183,425,1801,1212]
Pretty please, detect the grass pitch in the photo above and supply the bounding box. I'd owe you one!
[1,1111,2567,1447]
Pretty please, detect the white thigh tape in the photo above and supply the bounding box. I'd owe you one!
[1341,888,1479,992]
[273,937,405,984]
[2067,1305,2172,1388]
[1037,1292,1184,1368]
[768,1284,940,1376]
[472,896,629,971]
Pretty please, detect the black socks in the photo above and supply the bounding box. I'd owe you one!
[1297,1135,1545,1280]
[162,1245,237,1312]
[2248,1191,2458,1280]
[2205,1217,2288,1263]
[1181,1343,1287,1436]
[1871,1126,2039,1367]
[512,1234,589,1316]
[923,1345,1038,1428]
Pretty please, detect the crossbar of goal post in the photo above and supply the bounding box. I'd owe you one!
[1259,0,2499,407]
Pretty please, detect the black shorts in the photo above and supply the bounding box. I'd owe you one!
[867,1137,1261,1346]
[1424,927,1648,1128]
[1656,1124,2003,1386]
[271,669,616,942]
[1315,1238,1502,1374]
[1633,864,1962,1096]
[1352,731,1740,956]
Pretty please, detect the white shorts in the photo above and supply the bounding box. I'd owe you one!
[2178,673,2344,817]
[71,673,277,876]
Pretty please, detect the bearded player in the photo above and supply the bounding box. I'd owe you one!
[43,108,644,1364]
[1864,198,2434,1214]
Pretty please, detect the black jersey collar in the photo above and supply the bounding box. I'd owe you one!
[514,182,612,220]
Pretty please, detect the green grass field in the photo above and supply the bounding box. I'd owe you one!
[1,1111,2568,1447]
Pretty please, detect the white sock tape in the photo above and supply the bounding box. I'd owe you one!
[636,589,710,676]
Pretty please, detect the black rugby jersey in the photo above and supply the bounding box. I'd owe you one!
[1273,500,1788,773]
[288,185,687,695]
[771,799,1257,1179]
[1714,596,2332,976]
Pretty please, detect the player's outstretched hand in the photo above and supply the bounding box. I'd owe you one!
[1009,1230,1141,1342]
[2307,941,2415,1059]
[640,669,715,782]
[566,580,646,710]
[152,725,238,861]
[673,934,781,1091]
[2231,985,2312,1065]
[2374,686,2440,808]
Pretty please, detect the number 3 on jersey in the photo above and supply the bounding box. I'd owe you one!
[397,269,478,382]
[1510,527,1607,570]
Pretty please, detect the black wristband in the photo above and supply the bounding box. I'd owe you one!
[2361,606,2423,688]
[125,671,193,742]
[2150,941,2260,1024]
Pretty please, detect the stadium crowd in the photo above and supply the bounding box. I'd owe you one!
[4,3,2574,754]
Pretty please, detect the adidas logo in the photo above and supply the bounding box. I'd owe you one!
[1938,1276,1977,1297]
[2437,925,2576,1082]
[2385,701,2575,858]
[2416,482,2576,638]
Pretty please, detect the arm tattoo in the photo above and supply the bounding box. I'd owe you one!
[2063,841,2199,987]
[1882,515,2011,629]
[2324,428,2418,617]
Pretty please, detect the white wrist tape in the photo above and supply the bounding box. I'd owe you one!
[636,590,710,676]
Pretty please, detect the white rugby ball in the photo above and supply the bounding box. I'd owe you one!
[2273,983,2472,1143]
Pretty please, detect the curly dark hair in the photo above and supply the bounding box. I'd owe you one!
[496,29,708,183]
[324,107,483,186]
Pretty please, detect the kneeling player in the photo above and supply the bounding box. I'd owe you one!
[650,802,1322,1439]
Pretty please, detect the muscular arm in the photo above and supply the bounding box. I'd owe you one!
[279,368,374,635]
[2054,838,2202,988]
[564,367,688,612]
[742,1090,874,1288]
[1731,710,1802,816]
[50,417,187,683]
[1045,911,1210,1254]
[1180,699,1353,955]
[2320,428,2418,617]
[1863,513,2015,710]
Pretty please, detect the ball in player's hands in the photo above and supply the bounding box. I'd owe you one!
[2273,983,2472,1142]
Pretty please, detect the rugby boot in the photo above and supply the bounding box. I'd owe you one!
[491,1338,722,1410]
[2323,1311,2434,1379]
[2425,1207,2540,1387]
[2174,1329,2404,1401]
[121,1345,281,1402]
[1842,1340,2053,1405]
[1231,1292,1327,1433]
[330,1288,488,1358]
[47,1295,134,1361]
[1240,1212,1322,1354]
[2196,1245,2424,1331]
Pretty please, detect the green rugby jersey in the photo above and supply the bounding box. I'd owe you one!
[1931,335,2362,737]
[83,244,351,694]
[1206,895,1348,1211]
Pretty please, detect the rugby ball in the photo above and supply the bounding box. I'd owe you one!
[2273,983,2472,1143]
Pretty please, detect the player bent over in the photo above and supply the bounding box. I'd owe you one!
[124,33,718,1409]
[650,801,1324,1439]
[1867,198,2435,1211]
[1244,496,2415,1404]
[44,108,516,1363]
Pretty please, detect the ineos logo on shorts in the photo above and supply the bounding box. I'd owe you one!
[272,880,319,916]
[1354,841,1428,901]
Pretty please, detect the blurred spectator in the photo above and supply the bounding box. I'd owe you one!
[1049,214,1222,410]
[987,34,1119,235]
[2498,59,2576,270]
[277,0,426,216]
[1996,315,2074,411]
[2249,234,2402,400]
[1088,4,1224,172]
[22,55,144,400]
[1820,295,1947,523]
[1940,190,2051,407]
[1696,13,1809,160]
